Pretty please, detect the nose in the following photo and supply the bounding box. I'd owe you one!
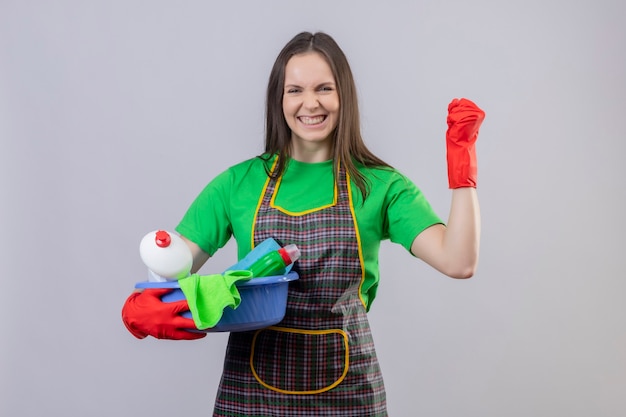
[302,91,320,110]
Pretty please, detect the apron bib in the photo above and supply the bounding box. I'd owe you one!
[213,165,387,416]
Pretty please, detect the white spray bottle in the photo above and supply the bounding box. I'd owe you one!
[139,230,193,282]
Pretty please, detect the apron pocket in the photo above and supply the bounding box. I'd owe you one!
[250,326,349,395]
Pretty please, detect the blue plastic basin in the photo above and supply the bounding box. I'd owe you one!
[135,272,298,333]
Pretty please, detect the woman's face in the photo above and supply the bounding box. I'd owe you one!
[282,52,339,161]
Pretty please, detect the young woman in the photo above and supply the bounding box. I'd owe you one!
[122,31,484,416]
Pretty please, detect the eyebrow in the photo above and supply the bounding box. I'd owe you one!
[283,82,336,89]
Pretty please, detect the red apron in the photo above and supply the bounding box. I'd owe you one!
[212,165,387,416]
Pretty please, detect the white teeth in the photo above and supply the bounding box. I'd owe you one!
[299,116,325,125]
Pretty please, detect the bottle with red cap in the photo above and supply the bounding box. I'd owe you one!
[247,244,300,278]
[139,230,193,282]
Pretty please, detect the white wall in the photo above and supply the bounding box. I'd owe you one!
[1,1,624,416]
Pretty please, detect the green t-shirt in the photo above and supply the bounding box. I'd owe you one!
[176,156,442,310]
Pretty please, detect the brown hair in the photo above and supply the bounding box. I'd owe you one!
[261,31,391,200]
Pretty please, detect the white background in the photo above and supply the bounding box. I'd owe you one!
[1,1,625,416]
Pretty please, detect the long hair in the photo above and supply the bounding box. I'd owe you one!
[262,31,391,200]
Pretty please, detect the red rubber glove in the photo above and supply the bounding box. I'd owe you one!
[121,288,206,340]
[446,98,485,188]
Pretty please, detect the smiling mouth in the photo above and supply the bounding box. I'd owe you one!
[298,115,326,125]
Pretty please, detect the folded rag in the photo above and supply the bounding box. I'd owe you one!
[178,270,253,330]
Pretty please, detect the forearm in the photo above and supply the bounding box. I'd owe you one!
[181,235,210,273]
[442,187,481,278]
[410,187,480,278]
